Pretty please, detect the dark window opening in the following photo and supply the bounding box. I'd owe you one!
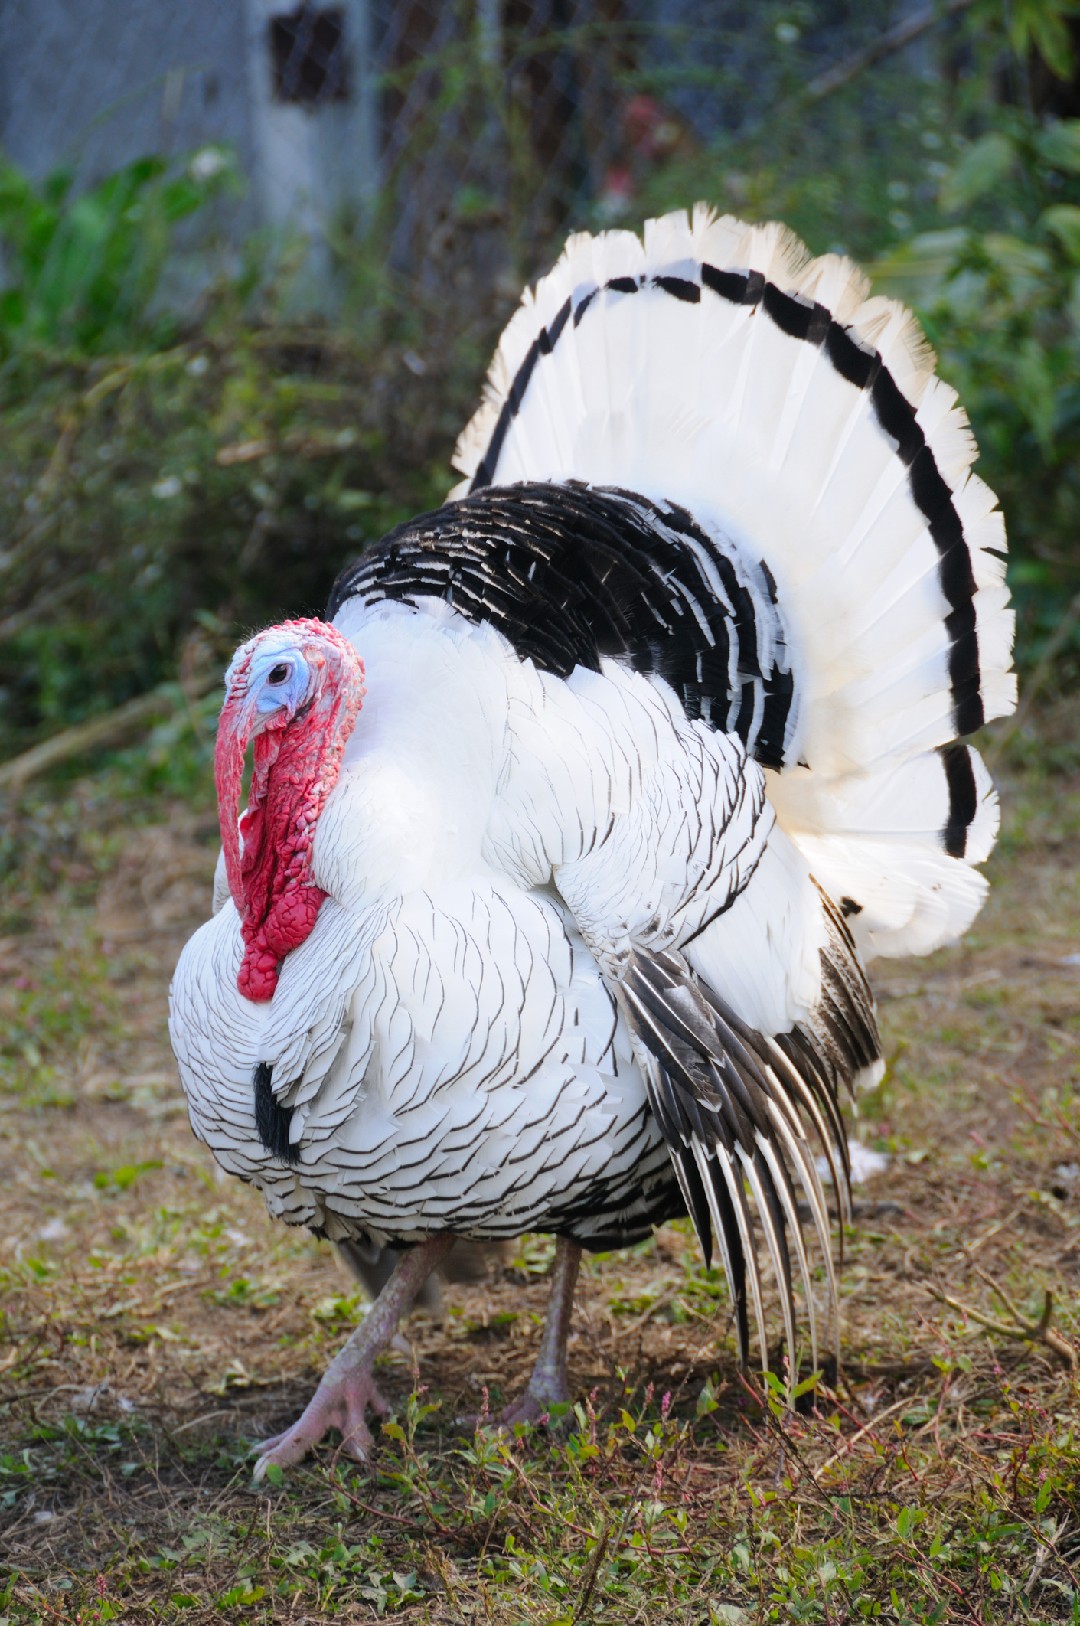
[270,6,349,105]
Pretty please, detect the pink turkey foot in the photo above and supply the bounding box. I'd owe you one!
[254,1365,391,1470]
[493,1367,572,1429]
[476,1237,582,1432]
[252,1233,453,1479]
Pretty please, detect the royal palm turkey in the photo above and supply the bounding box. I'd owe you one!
[169,208,1015,1475]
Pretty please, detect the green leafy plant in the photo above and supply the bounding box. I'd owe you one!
[874,106,1080,679]
[0,149,237,358]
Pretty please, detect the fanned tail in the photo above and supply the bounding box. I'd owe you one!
[453,205,1016,959]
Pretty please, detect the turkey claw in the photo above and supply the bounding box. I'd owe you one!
[462,1374,571,1434]
[495,1388,568,1430]
[252,1370,392,1478]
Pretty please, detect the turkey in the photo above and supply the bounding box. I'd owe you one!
[169,207,1015,1475]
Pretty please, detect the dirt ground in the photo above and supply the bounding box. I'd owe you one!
[0,736,1078,1624]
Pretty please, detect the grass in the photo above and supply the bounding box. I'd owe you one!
[0,713,1078,1623]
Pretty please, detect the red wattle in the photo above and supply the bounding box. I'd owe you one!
[214,619,365,1004]
[237,882,328,1001]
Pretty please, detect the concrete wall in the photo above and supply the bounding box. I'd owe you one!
[0,0,379,259]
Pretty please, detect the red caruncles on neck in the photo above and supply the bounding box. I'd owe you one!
[214,620,365,1002]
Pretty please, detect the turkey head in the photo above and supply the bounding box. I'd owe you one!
[214,618,366,1002]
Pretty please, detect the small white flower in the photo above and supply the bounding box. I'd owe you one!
[190,146,227,183]
[152,475,183,500]
[817,1138,890,1186]
[186,353,210,376]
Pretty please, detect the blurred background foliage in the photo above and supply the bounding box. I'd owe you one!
[2,0,1079,770]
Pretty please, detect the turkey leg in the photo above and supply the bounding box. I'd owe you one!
[495,1236,582,1426]
[253,1232,454,1477]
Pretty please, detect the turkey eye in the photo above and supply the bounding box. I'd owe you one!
[268,664,290,685]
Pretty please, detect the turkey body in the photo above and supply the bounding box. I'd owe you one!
[169,209,1015,1471]
[178,498,838,1215]
[177,597,679,1248]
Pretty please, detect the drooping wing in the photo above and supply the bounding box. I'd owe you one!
[616,895,879,1378]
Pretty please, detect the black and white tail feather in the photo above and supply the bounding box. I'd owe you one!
[444,206,1015,1378]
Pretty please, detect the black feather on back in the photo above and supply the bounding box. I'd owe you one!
[328,481,796,770]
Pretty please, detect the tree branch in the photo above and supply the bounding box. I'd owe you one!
[805,0,976,105]
[928,1282,1078,1371]
[0,683,214,794]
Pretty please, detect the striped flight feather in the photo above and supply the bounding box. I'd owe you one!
[618,939,878,1386]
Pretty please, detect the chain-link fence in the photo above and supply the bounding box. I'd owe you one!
[0,0,931,323]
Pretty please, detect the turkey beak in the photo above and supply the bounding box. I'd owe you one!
[214,687,255,914]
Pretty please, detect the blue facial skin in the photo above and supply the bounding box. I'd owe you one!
[229,639,314,730]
